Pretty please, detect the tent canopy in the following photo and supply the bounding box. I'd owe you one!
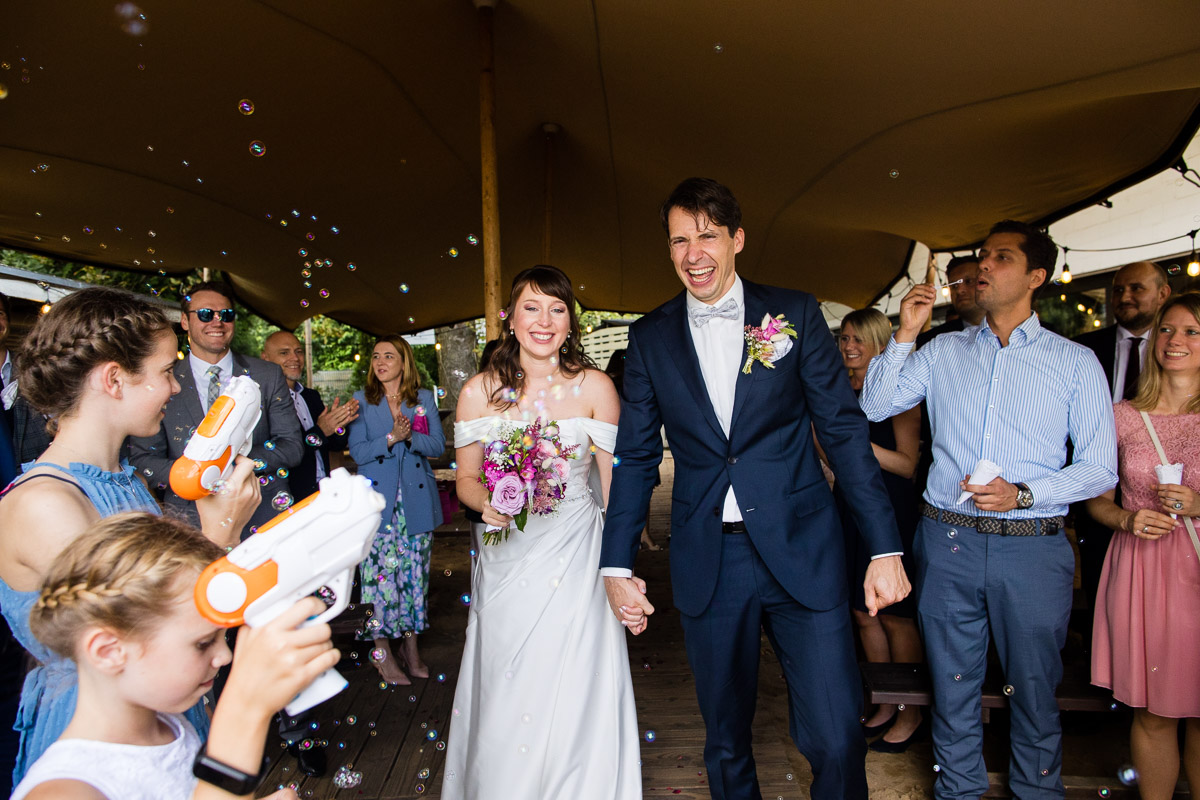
[2,1,1199,333]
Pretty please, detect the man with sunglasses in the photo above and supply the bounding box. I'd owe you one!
[129,280,304,539]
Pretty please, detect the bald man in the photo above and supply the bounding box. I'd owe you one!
[261,330,359,499]
[1073,260,1171,628]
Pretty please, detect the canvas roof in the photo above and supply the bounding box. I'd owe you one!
[2,1,1199,333]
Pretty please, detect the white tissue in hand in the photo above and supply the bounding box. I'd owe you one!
[957,459,1003,505]
[1155,463,1184,518]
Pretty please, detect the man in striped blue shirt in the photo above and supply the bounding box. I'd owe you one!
[861,220,1117,800]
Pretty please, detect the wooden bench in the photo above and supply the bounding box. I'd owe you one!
[861,661,1118,714]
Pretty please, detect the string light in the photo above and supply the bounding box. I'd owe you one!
[1059,246,1072,284]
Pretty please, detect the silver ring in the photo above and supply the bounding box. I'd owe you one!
[1175,501,1184,510]
[1143,526,1150,533]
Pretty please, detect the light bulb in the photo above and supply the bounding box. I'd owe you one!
[1060,268,1072,284]
[1094,319,1102,327]
[1188,260,1200,277]
[40,303,52,315]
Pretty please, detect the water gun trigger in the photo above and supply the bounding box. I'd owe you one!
[306,569,354,627]
[194,557,279,627]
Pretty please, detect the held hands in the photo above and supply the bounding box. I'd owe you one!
[318,397,360,437]
[864,555,911,616]
[961,473,1020,513]
[896,284,937,342]
[224,596,341,721]
[195,455,262,548]
[604,575,655,635]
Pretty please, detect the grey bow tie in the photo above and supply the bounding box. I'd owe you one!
[688,297,739,328]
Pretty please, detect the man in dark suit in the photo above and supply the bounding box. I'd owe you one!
[916,255,983,348]
[601,177,909,800]
[1072,260,1170,619]
[129,281,304,536]
[260,330,358,499]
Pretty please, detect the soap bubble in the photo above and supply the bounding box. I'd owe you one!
[644,730,656,742]
[399,283,409,293]
[418,767,430,779]
[253,459,267,471]
[426,729,438,740]
[346,262,357,271]
[713,43,724,52]
[264,440,276,450]
[319,288,330,298]
[460,593,472,606]
[369,648,387,663]
[467,234,479,245]
[305,232,315,241]
[1117,765,1138,786]
[300,299,309,308]
[306,433,323,447]
[890,169,900,179]
[314,585,336,607]
[276,468,288,478]
[498,310,508,320]
[365,618,382,634]
[249,140,266,157]
[1002,684,1014,696]
[436,673,446,682]
[448,247,459,258]
[298,248,308,257]
[345,715,357,725]
[237,98,254,115]
[272,492,294,511]
[1098,789,1110,798]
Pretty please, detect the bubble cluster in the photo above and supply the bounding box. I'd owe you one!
[332,767,362,789]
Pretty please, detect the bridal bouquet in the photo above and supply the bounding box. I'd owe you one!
[479,419,579,545]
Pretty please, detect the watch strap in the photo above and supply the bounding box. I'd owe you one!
[193,746,261,794]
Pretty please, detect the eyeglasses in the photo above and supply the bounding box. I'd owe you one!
[190,308,236,323]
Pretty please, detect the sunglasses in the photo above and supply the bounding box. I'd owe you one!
[190,308,237,323]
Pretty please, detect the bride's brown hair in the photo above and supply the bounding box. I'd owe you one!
[486,266,596,410]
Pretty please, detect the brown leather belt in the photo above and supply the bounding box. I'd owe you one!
[921,503,1064,537]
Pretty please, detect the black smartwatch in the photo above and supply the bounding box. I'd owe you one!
[193,746,262,794]
[1015,482,1034,510]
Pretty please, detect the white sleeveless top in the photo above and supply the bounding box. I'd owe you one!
[11,713,200,800]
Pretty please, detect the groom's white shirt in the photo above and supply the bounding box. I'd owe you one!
[601,278,746,579]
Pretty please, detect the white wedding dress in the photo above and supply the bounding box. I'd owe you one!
[442,416,642,800]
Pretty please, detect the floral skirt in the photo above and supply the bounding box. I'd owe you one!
[359,502,433,638]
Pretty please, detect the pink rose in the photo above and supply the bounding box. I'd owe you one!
[548,457,570,484]
[490,474,526,516]
[536,439,558,460]
[762,314,786,337]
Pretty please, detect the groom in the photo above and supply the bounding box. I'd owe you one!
[601,178,910,800]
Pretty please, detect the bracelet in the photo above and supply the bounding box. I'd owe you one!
[193,746,262,794]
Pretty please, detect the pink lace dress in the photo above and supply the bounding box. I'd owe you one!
[1092,401,1200,717]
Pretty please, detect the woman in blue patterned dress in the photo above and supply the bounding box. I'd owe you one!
[349,335,445,685]
[0,288,261,785]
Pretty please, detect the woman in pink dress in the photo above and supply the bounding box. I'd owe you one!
[1088,292,1200,800]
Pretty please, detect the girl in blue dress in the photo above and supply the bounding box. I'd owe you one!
[0,288,261,784]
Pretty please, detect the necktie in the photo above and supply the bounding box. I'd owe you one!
[206,366,222,410]
[688,297,739,328]
[1122,338,1142,401]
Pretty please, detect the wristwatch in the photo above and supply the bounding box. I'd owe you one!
[193,747,262,794]
[1015,482,1034,510]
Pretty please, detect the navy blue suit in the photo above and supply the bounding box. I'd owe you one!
[602,279,902,800]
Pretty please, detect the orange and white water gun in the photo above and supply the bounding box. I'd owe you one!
[169,375,262,500]
[193,467,385,715]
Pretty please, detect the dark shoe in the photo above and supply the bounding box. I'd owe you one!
[862,711,897,738]
[868,718,925,753]
[287,742,327,778]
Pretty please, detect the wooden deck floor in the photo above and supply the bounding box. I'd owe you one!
[256,453,1138,799]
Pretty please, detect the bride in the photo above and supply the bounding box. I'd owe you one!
[442,265,642,799]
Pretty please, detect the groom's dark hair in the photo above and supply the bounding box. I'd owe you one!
[660,178,742,238]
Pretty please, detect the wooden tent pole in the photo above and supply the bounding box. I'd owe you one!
[303,317,314,387]
[541,122,559,264]
[476,0,502,341]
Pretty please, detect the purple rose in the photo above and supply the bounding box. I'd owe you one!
[490,474,527,516]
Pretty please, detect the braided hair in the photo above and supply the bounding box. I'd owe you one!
[17,287,172,422]
[30,513,222,657]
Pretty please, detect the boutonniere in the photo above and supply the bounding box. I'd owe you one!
[742,313,797,374]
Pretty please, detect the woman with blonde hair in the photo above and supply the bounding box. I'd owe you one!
[836,308,925,751]
[1089,292,1200,800]
[348,334,445,685]
[0,288,259,784]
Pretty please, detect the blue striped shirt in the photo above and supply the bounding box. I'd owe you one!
[860,313,1117,517]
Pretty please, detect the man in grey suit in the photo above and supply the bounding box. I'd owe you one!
[129,281,304,538]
